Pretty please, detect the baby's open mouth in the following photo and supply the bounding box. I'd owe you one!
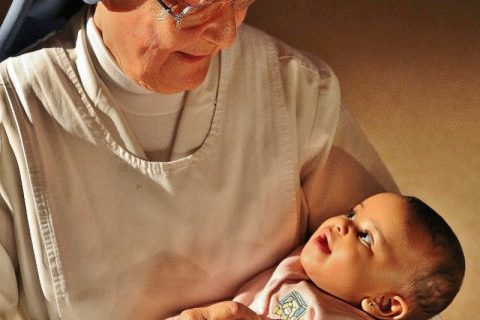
[314,230,332,254]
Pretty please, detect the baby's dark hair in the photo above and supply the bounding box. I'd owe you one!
[402,196,465,320]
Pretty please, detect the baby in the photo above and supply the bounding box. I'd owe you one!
[180,193,465,320]
[180,192,465,320]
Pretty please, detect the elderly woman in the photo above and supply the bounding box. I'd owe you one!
[0,0,396,319]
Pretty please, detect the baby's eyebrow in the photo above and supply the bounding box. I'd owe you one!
[356,202,389,251]
[369,220,389,252]
[353,202,364,213]
[352,202,364,214]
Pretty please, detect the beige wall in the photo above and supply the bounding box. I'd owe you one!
[247,1,479,319]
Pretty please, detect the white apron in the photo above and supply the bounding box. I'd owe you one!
[0,19,340,318]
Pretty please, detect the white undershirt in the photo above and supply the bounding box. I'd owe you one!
[85,14,185,161]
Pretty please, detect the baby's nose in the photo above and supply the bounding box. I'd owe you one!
[335,219,350,235]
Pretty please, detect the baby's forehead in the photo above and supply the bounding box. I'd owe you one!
[390,215,435,260]
[367,202,432,251]
[360,195,409,225]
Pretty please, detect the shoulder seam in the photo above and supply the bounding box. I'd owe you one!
[278,55,323,75]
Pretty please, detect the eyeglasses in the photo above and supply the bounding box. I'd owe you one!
[156,0,256,29]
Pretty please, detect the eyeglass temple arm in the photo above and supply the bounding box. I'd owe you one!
[156,0,182,21]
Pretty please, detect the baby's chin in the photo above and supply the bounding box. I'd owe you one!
[324,285,357,303]
[312,282,362,310]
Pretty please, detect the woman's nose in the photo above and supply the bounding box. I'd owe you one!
[200,4,237,48]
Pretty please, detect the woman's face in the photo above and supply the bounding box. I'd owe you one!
[94,0,248,93]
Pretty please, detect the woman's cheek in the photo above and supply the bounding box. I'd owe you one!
[234,9,248,27]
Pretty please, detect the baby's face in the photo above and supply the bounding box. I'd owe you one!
[300,193,432,305]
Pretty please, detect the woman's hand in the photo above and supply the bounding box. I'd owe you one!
[179,301,263,320]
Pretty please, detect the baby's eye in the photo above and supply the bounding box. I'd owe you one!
[345,209,355,220]
[358,231,373,247]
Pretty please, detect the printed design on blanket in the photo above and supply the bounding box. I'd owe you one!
[272,291,308,320]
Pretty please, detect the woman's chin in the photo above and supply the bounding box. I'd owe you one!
[161,76,208,94]
[139,66,209,94]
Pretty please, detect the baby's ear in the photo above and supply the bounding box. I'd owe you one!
[361,294,408,319]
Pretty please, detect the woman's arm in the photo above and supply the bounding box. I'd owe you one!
[302,106,399,234]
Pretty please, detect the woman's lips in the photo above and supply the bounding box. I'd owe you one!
[176,51,209,63]
[314,229,332,254]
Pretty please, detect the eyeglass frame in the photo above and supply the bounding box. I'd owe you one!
[156,0,254,29]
